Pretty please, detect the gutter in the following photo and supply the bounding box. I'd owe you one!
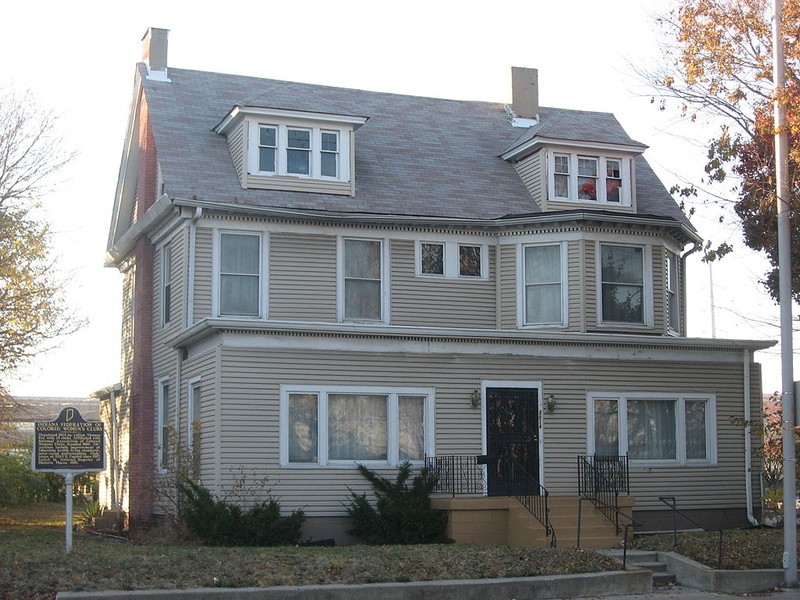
[105,194,174,267]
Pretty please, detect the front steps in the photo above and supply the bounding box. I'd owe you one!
[431,495,635,549]
[602,550,677,586]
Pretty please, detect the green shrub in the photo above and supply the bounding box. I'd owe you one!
[177,478,304,546]
[347,462,450,544]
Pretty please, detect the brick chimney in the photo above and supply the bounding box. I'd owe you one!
[142,27,170,81]
[511,67,539,121]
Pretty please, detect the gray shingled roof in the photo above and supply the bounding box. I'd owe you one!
[140,65,689,225]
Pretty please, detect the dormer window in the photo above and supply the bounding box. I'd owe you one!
[548,150,631,206]
[250,123,346,180]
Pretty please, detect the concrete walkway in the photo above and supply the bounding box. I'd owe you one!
[604,584,800,599]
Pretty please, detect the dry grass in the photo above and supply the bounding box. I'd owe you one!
[1,503,618,600]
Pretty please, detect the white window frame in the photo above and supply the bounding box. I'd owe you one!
[415,240,489,280]
[596,242,653,327]
[212,229,268,319]
[157,377,170,473]
[666,251,679,332]
[586,392,717,467]
[547,149,632,206]
[518,242,568,327]
[338,236,390,324]
[161,241,172,327]
[187,376,202,450]
[279,385,435,468]
[248,121,351,181]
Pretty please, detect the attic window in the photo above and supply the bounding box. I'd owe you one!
[248,122,350,181]
[548,150,631,206]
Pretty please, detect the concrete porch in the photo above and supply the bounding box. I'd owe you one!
[431,495,636,549]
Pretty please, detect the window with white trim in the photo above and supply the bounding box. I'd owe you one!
[188,378,202,479]
[219,232,262,317]
[523,243,565,326]
[280,386,433,466]
[666,251,679,331]
[416,241,488,279]
[161,242,171,326]
[157,379,170,472]
[588,392,716,465]
[600,244,645,324]
[343,238,383,321]
[549,150,631,205]
[249,122,349,181]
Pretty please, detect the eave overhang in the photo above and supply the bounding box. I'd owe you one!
[501,135,648,162]
[104,194,174,267]
[213,104,369,136]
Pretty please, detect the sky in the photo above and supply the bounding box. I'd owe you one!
[1,0,796,398]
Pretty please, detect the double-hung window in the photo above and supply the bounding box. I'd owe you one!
[161,242,172,326]
[523,243,564,326]
[188,378,202,479]
[549,151,631,205]
[666,251,679,331]
[287,128,311,175]
[219,232,262,317]
[258,126,277,172]
[157,379,170,472]
[588,392,716,465]
[600,244,645,324]
[281,386,433,466]
[343,238,383,321]
[320,131,339,178]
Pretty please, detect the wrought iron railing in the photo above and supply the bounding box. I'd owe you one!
[658,496,723,570]
[577,454,630,532]
[577,496,641,568]
[425,455,485,496]
[426,455,556,547]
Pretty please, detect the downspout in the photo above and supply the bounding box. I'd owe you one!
[680,242,700,336]
[744,348,759,525]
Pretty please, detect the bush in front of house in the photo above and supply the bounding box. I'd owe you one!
[177,478,304,546]
[347,461,450,544]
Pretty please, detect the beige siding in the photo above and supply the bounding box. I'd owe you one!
[192,227,213,322]
[206,342,758,518]
[498,245,517,329]
[244,174,351,195]
[269,232,337,322]
[226,121,246,186]
[566,240,583,332]
[513,151,544,209]
[652,245,666,332]
[391,239,497,329]
[583,241,598,326]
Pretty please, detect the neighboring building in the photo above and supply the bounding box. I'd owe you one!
[103,28,773,543]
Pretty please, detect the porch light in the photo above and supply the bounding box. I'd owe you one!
[470,388,481,408]
[546,394,557,412]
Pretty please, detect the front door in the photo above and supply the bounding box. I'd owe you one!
[486,387,540,496]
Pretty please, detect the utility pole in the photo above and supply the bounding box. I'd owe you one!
[773,0,797,586]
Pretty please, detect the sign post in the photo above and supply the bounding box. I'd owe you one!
[32,407,105,553]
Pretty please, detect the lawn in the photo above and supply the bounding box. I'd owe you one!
[1,502,618,600]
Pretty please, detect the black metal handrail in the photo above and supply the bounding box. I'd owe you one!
[502,458,557,548]
[577,496,641,569]
[577,454,629,532]
[425,455,485,496]
[658,496,723,570]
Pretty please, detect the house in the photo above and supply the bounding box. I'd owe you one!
[102,27,773,544]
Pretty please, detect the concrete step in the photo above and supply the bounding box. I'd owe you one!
[604,550,677,587]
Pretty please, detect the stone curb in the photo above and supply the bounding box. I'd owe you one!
[56,569,652,600]
[658,551,785,593]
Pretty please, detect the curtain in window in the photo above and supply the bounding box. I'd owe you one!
[220,233,260,316]
[594,398,619,456]
[328,394,387,460]
[288,393,318,463]
[525,245,561,324]
[685,400,707,459]
[344,239,381,320]
[601,245,643,323]
[399,395,425,461]
[627,399,676,460]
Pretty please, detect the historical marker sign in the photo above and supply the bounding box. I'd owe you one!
[33,407,105,473]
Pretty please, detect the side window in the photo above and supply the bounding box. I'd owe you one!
[157,379,170,471]
[343,238,382,321]
[188,379,202,479]
[458,245,482,277]
[162,242,172,326]
[666,251,679,331]
[420,242,445,276]
[219,232,261,317]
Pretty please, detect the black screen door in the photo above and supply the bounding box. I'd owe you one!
[486,387,540,496]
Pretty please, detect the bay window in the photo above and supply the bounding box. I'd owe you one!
[600,244,645,324]
[218,232,262,317]
[588,392,716,465]
[281,387,433,467]
[523,243,564,326]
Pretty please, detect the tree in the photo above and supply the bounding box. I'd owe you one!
[646,0,800,302]
[0,85,77,405]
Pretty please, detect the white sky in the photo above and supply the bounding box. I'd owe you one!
[2,0,796,397]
